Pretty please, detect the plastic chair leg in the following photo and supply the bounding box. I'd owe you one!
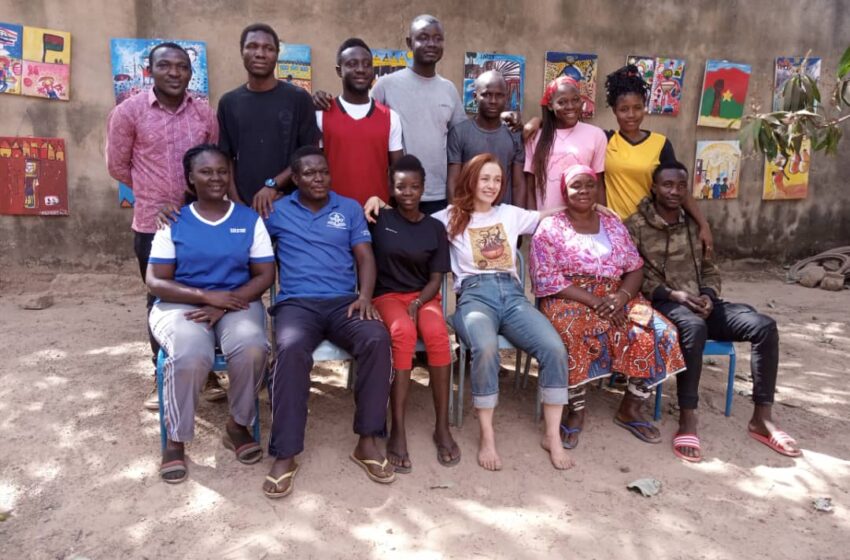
[156,350,167,451]
[522,354,532,389]
[653,383,663,421]
[252,397,261,442]
[513,350,522,391]
[457,344,467,428]
[346,360,356,390]
[725,353,736,417]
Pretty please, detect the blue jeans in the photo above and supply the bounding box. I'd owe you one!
[452,273,569,408]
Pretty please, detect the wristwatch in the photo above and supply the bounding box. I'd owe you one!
[264,178,278,190]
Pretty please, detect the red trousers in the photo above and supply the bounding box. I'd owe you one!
[373,291,452,370]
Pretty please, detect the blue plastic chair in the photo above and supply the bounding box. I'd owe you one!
[156,350,261,451]
[652,340,736,420]
[447,252,527,428]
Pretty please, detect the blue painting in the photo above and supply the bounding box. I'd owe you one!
[109,38,209,207]
[276,43,311,92]
[463,51,526,114]
[0,22,23,95]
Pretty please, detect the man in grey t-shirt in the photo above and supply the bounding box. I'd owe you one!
[447,71,526,207]
[370,14,466,214]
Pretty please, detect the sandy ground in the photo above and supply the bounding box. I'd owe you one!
[0,263,848,560]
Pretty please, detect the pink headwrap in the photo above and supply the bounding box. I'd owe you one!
[561,164,597,197]
[540,76,580,107]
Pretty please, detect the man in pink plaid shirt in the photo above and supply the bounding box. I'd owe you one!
[107,42,219,410]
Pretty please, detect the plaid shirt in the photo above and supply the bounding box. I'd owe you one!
[106,88,218,233]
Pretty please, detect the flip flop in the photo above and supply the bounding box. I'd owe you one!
[748,429,802,458]
[222,433,263,465]
[386,450,412,474]
[349,454,396,484]
[560,424,582,450]
[160,459,188,484]
[672,433,703,463]
[433,434,461,467]
[613,417,662,444]
[264,463,299,499]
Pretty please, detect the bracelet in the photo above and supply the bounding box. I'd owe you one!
[617,288,632,300]
[412,298,423,307]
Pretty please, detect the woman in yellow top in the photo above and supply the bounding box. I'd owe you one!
[603,65,713,252]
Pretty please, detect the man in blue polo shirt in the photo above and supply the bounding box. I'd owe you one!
[262,146,395,498]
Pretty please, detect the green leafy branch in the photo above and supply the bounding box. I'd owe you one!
[740,47,850,163]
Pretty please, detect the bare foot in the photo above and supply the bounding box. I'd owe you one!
[541,434,575,470]
[477,433,502,471]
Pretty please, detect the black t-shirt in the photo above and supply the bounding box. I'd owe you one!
[371,208,451,297]
[217,81,321,203]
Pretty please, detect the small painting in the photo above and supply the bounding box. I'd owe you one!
[23,26,70,64]
[544,52,597,118]
[697,60,752,129]
[372,48,411,84]
[0,137,68,216]
[276,43,311,92]
[463,51,525,114]
[763,137,811,200]
[773,56,821,111]
[0,22,23,95]
[626,55,655,84]
[693,140,741,200]
[21,60,69,100]
[648,57,685,116]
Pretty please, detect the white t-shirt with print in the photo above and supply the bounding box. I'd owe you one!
[433,204,540,291]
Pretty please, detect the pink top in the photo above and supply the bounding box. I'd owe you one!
[524,121,607,211]
[106,88,219,233]
[530,212,643,297]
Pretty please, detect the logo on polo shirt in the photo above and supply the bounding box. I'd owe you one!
[230,227,246,233]
[327,212,347,229]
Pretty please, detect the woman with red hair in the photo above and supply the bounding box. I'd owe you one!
[432,153,574,472]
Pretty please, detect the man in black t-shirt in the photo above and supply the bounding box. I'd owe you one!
[218,23,320,217]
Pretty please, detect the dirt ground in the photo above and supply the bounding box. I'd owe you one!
[0,263,848,560]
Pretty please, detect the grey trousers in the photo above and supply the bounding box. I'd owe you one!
[149,300,268,442]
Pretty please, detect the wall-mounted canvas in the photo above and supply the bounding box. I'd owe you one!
[697,60,751,129]
[276,43,311,92]
[693,140,741,200]
[463,51,525,114]
[544,52,597,119]
[0,22,23,95]
[0,137,68,216]
[773,56,821,111]
[372,48,411,84]
[763,138,810,200]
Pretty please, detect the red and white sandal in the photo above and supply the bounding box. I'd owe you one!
[748,430,802,457]
[672,433,703,463]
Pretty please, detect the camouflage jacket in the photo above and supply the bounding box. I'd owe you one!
[624,197,722,302]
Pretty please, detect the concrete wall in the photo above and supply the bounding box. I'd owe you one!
[1,0,849,269]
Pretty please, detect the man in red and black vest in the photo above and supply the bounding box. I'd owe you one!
[316,38,403,205]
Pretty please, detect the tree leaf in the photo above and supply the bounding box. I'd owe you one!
[838,46,850,79]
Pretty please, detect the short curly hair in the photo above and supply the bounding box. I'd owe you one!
[604,64,650,108]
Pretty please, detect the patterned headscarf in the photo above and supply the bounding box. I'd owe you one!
[561,164,597,199]
[540,76,580,107]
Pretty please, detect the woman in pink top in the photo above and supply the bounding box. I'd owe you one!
[530,165,684,450]
[524,77,607,211]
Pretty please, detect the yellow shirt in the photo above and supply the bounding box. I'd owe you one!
[604,131,673,219]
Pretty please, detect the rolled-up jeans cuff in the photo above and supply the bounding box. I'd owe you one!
[540,387,569,406]
[472,393,499,409]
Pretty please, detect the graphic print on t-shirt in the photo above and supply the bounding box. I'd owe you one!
[468,223,513,270]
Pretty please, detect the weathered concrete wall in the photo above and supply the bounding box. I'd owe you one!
[1,0,848,269]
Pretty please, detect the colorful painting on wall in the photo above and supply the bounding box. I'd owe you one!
[763,138,811,200]
[276,43,311,92]
[372,48,411,84]
[626,55,685,116]
[0,22,23,95]
[0,137,68,216]
[693,140,741,200]
[544,52,597,119]
[110,38,210,206]
[0,23,70,100]
[773,56,821,111]
[697,60,752,129]
[463,51,525,114]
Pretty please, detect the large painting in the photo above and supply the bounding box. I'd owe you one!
[0,137,68,216]
[463,51,525,114]
[110,38,210,207]
[276,43,311,92]
[693,140,741,200]
[544,52,597,119]
[773,56,821,111]
[0,23,70,100]
[697,60,752,129]
[763,138,811,200]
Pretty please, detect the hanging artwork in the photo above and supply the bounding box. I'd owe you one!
[372,48,411,84]
[773,56,821,111]
[626,55,685,116]
[693,140,741,200]
[463,51,525,114]
[544,52,597,119]
[110,38,210,207]
[0,23,70,100]
[0,22,23,95]
[0,137,68,216]
[276,43,311,92]
[697,60,752,129]
[763,138,811,200]
[626,55,655,84]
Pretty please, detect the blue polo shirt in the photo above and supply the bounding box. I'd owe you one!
[265,190,371,301]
